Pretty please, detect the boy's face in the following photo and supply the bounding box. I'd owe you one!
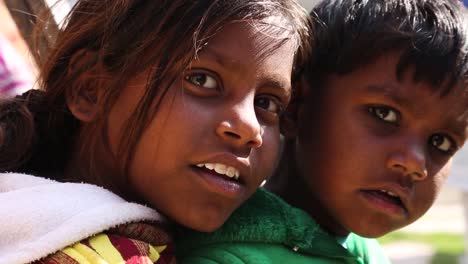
[296,53,468,237]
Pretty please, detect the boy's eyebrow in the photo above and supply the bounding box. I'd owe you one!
[446,121,468,142]
[446,109,468,142]
[364,84,413,109]
[365,84,468,141]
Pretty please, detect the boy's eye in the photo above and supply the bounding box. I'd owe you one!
[430,134,456,153]
[185,73,219,89]
[368,106,399,123]
[254,96,283,114]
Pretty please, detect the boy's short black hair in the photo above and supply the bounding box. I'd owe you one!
[305,0,468,95]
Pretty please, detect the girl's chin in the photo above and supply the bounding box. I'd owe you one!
[188,219,225,232]
[178,211,231,232]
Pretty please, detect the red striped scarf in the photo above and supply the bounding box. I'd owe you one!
[34,223,176,264]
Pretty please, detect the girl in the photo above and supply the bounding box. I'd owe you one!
[175,0,467,263]
[0,0,310,263]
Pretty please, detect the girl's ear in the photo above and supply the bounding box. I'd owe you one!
[66,49,107,122]
[280,78,309,139]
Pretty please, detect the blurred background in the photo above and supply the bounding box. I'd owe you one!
[0,0,36,96]
[1,0,467,263]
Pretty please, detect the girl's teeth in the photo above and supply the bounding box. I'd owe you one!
[226,167,236,177]
[380,190,398,197]
[214,164,227,175]
[196,163,240,180]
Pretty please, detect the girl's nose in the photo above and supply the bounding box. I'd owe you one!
[387,140,428,181]
[216,101,263,149]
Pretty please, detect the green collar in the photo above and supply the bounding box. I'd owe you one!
[176,188,357,261]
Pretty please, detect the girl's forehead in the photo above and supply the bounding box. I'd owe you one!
[253,15,296,38]
[198,20,296,59]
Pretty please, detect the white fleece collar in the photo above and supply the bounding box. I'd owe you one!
[0,173,163,264]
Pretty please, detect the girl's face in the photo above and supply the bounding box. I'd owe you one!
[106,21,296,231]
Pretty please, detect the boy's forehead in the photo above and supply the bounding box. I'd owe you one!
[389,75,468,139]
[318,52,468,139]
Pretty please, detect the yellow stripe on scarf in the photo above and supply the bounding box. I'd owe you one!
[63,242,108,264]
[153,245,167,254]
[89,234,125,263]
[62,247,92,264]
[148,245,165,262]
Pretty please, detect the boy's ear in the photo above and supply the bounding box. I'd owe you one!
[280,78,309,139]
[66,49,107,122]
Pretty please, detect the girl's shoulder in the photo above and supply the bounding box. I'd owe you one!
[35,222,176,264]
[0,173,169,264]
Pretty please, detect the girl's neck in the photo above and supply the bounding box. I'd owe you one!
[64,135,121,194]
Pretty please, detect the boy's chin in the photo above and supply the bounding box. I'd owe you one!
[355,230,390,239]
[346,222,405,238]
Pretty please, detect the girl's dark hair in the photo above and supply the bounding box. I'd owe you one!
[305,0,468,95]
[0,0,311,188]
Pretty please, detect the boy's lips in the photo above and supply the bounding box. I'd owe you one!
[360,184,411,217]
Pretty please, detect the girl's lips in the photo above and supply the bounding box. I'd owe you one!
[195,163,240,181]
[192,166,245,199]
[360,190,408,217]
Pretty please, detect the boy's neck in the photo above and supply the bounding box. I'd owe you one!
[266,142,350,237]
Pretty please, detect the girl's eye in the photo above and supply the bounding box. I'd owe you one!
[254,96,283,115]
[185,73,219,90]
[368,106,399,123]
[430,134,456,154]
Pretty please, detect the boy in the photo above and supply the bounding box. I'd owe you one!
[175,0,468,263]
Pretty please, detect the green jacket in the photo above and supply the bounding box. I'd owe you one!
[175,188,390,264]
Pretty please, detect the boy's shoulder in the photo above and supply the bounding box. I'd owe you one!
[176,188,389,264]
[345,233,391,264]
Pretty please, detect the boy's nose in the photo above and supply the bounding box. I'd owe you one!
[387,141,428,181]
[216,100,263,149]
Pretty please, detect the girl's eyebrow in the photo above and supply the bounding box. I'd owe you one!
[200,46,292,94]
[200,46,245,71]
[258,77,292,98]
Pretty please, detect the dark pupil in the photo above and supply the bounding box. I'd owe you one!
[377,108,388,118]
[255,98,269,109]
[431,135,443,147]
[194,74,206,85]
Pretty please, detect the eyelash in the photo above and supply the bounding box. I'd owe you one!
[368,105,399,125]
[254,96,285,116]
[367,105,458,155]
[184,71,221,91]
[429,134,458,155]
